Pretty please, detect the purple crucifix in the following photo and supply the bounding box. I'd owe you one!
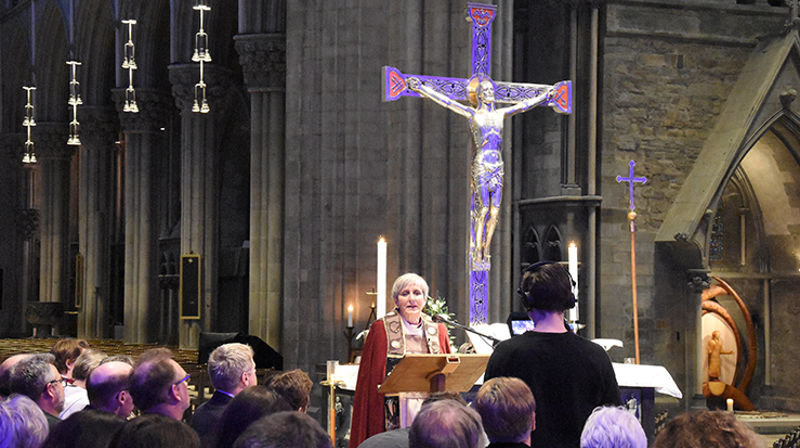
[615,160,647,363]
[383,3,573,325]
[616,160,647,211]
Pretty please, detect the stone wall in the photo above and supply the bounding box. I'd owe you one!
[598,1,784,400]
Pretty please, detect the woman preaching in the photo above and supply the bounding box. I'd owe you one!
[349,273,452,448]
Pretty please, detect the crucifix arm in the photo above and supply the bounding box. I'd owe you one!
[407,77,473,118]
[499,87,552,117]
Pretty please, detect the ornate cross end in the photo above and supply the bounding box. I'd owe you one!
[383,66,468,103]
[467,3,497,77]
[548,81,573,114]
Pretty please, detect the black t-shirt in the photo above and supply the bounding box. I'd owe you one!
[485,331,621,448]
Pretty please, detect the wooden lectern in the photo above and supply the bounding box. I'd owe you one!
[378,354,490,395]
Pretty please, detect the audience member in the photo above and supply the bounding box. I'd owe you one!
[358,392,467,448]
[8,353,65,430]
[485,262,620,447]
[652,409,762,448]
[60,349,106,419]
[41,408,125,448]
[232,411,331,448]
[0,394,49,447]
[267,369,313,412]
[0,353,32,397]
[100,355,134,366]
[50,339,89,378]
[210,385,293,448]
[580,406,646,448]
[86,361,135,418]
[474,377,536,447]
[129,348,191,420]
[112,413,200,448]
[191,343,257,437]
[408,399,484,448]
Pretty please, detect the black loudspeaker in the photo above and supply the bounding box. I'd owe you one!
[233,334,283,370]
[198,332,239,364]
[197,332,283,370]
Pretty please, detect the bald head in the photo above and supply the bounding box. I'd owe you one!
[0,354,32,397]
[87,361,134,417]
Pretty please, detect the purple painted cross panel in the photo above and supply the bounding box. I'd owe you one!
[467,3,496,76]
[383,66,572,113]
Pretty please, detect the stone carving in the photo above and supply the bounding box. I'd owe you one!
[18,208,40,241]
[234,34,287,90]
[168,64,235,113]
[112,89,173,133]
[34,123,73,159]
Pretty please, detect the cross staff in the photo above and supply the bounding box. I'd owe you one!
[616,160,647,364]
[383,3,572,324]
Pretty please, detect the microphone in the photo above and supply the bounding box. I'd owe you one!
[433,314,503,347]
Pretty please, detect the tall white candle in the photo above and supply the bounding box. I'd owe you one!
[377,237,387,319]
[347,304,354,328]
[568,241,579,323]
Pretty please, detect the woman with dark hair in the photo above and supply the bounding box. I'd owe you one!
[350,273,452,448]
[209,385,292,448]
[485,262,620,448]
[41,409,124,448]
[111,414,200,448]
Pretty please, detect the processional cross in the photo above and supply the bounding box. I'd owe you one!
[383,3,573,324]
[616,160,647,364]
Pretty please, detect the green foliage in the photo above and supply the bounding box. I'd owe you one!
[425,295,457,347]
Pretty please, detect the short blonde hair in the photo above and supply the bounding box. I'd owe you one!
[208,343,255,392]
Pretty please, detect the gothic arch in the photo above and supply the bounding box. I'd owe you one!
[35,1,68,121]
[522,225,541,266]
[74,0,114,106]
[544,225,563,261]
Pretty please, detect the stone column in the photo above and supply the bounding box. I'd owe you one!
[36,123,72,305]
[169,64,231,348]
[115,89,172,343]
[77,107,118,338]
[234,33,285,349]
[687,271,710,402]
[0,133,33,334]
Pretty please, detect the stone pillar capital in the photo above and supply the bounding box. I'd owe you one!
[35,122,73,160]
[687,270,711,294]
[113,89,174,133]
[168,64,235,113]
[0,133,25,167]
[234,34,287,92]
[81,107,119,146]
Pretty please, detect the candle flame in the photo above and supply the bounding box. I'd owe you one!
[569,241,576,248]
[347,304,353,312]
[378,236,386,243]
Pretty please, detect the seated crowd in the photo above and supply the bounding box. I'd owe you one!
[0,338,326,448]
[0,337,767,448]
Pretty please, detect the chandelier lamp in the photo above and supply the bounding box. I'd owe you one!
[22,86,37,164]
[121,19,139,113]
[66,60,82,146]
[191,2,211,114]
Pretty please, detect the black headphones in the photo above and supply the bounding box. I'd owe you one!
[517,261,576,311]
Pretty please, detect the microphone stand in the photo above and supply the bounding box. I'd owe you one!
[433,315,503,348]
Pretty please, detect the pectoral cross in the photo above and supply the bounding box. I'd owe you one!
[383,3,572,324]
[616,160,647,364]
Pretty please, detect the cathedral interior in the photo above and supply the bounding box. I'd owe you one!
[3,0,800,425]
